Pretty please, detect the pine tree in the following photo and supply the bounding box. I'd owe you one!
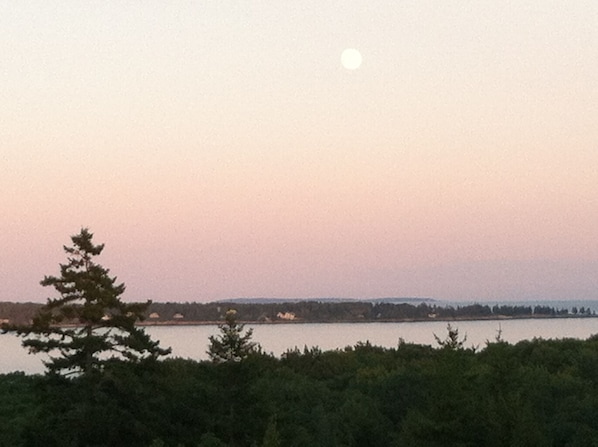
[14,228,170,376]
[207,309,257,363]
[434,323,467,350]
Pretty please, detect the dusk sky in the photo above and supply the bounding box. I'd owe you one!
[2,2,597,303]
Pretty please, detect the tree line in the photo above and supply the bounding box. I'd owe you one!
[2,228,598,446]
[3,331,598,445]
[1,297,590,328]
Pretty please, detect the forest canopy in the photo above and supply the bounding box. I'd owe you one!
[2,334,598,446]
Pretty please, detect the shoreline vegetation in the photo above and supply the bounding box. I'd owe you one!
[138,314,598,326]
[3,322,598,445]
[2,299,596,327]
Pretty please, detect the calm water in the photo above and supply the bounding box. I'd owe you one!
[2,318,598,375]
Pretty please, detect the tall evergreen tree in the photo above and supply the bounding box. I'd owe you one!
[207,309,257,363]
[434,323,467,350]
[13,228,170,376]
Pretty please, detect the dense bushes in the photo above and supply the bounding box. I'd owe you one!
[2,335,598,446]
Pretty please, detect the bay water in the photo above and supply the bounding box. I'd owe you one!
[2,317,598,375]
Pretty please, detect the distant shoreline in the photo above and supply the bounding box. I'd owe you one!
[3,299,596,327]
[136,313,598,327]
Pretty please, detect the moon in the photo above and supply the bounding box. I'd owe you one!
[341,48,362,70]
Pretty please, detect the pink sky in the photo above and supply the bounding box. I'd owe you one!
[2,2,597,303]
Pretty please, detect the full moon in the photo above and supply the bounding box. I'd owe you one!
[341,48,362,70]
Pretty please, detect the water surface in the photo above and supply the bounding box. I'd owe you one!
[3,318,597,375]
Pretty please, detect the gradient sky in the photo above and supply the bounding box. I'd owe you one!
[2,1,597,303]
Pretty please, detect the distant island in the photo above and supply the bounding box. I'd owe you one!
[218,297,438,305]
[1,298,596,327]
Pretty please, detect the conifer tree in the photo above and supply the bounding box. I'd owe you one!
[14,228,170,376]
[207,309,257,363]
[434,323,467,350]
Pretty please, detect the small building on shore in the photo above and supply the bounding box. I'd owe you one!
[277,312,296,321]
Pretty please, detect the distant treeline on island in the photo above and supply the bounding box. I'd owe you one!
[1,300,595,326]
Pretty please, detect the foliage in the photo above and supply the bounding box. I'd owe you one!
[4,335,598,446]
[261,416,281,447]
[197,432,228,446]
[9,228,170,376]
[207,309,258,363]
[2,299,589,326]
[0,373,39,445]
[7,232,598,445]
[434,323,468,350]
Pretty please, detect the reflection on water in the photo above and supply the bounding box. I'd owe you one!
[2,318,597,375]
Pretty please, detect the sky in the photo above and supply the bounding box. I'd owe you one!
[2,1,597,303]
